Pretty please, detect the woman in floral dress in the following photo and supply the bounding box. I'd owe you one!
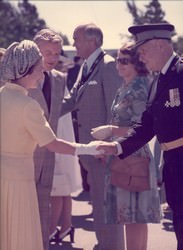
[92,41,161,250]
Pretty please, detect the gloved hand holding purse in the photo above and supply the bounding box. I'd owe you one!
[91,125,113,140]
[91,125,131,140]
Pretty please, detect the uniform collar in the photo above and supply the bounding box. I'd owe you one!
[161,52,176,75]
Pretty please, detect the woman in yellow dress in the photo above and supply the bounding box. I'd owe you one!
[0,40,101,250]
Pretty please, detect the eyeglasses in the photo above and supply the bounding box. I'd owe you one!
[116,57,132,65]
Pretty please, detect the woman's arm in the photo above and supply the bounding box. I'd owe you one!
[45,138,76,155]
[45,138,104,156]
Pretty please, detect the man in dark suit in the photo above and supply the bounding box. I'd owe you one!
[97,23,183,250]
[61,23,124,250]
[28,29,66,250]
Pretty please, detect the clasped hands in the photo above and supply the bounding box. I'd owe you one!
[89,124,129,156]
[75,140,118,156]
[90,125,118,157]
[76,125,129,156]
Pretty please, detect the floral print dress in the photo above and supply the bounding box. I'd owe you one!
[104,76,161,224]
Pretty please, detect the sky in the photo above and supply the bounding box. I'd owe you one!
[27,1,183,48]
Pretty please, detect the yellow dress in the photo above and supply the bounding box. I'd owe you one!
[0,83,56,250]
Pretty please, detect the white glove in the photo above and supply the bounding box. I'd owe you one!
[75,141,105,155]
[91,125,112,140]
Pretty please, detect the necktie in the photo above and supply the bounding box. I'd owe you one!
[81,61,88,80]
[42,72,51,112]
[77,62,88,90]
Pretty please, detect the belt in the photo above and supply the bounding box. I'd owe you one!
[161,137,183,151]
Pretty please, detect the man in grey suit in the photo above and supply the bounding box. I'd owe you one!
[28,29,66,250]
[61,23,125,250]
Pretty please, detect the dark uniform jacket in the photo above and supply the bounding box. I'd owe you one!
[119,55,183,159]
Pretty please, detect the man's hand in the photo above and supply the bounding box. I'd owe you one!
[96,141,119,155]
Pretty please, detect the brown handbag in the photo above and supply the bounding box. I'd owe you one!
[110,154,150,192]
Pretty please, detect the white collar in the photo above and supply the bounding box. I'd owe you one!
[85,47,102,72]
[161,52,176,75]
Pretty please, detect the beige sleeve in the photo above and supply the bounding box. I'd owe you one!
[23,99,56,147]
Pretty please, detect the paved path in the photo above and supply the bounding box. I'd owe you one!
[50,137,177,250]
[49,189,176,250]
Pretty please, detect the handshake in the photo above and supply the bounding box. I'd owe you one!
[75,140,118,156]
[75,125,129,156]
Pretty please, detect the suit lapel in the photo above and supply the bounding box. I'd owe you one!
[48,71,59,125]
[76,51,105,88]
[76,64,99,102]
[49,72,60,125]
[48,70,66,130]
[28,87,49,119]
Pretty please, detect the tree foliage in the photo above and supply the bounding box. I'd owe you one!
[0,1,20,48]
[173,37,183,56]
[144,0,166,23]
[17,0,47,40]
[125,0,183,55]
[126,0,166,25]
[0,0,69,49]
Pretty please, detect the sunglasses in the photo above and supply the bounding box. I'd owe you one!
[116,57,132,65]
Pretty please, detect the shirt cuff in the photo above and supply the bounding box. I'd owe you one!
[114,141,123,155]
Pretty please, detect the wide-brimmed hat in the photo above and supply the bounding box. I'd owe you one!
[128,23,175,48]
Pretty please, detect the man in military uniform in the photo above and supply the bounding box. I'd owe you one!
[96,23,183,250]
